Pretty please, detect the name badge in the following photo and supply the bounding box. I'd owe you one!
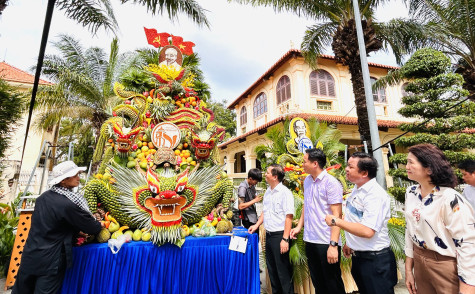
[228,235,248,253]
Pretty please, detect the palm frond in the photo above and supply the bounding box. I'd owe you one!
[301,22,338,68]
[121,0,209,27]
[56,0,118,34]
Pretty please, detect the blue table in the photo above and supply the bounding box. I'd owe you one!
[60,227,259,294]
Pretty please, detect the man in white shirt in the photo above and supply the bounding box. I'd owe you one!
[249,164,294,294]
[459,159,475,214]
[325,152,397,294]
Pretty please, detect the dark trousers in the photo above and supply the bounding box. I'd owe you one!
[12,257,67,294]
[266,231,294,294]
[241,219,255,229]
[305,242,346,294]
[351,247,397,294]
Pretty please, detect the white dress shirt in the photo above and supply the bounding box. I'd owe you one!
[263,182,295,232]
[463,185,475,216]
[344,178,391,251]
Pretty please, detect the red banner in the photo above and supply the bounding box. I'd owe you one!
[171,36,195,55]
[143,28,170,48]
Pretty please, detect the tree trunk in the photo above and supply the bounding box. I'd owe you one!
[332,19,382,151]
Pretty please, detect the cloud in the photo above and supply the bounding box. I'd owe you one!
[0,0,408,103]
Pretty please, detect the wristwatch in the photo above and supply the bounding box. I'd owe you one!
[282,237,289,243]
[329,240,338,247]
[331,218,337,226]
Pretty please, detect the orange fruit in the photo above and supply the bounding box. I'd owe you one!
[148,142,154,149]
[181,98,186,104]
[150,149,156,154]
[191,101,197,107]
[183,153,190,159]
[174,150,181,155]
[183,143,188,148]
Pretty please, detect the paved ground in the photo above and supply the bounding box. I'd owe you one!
[1,275,408,294]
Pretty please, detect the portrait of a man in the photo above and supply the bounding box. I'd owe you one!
[159,45,183,70]
[290,118,313,153]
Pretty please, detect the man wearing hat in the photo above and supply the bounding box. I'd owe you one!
[13,161,103,294]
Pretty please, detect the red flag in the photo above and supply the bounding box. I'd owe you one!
[171,36,195,55]
[144,28,170,48]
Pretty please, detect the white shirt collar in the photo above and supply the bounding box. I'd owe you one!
[356,178,377,192]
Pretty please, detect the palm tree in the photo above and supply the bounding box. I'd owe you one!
[403,0,475,101]
[34,34,133,138]
[234,0,423,149]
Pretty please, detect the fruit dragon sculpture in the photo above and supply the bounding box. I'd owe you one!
[84,29,234,246]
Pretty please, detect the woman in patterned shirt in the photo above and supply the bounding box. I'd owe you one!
[404,144,475,294]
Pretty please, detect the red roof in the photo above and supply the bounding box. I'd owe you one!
[228,49,399,109]
[0,62,52,85]
[218,113,404,148]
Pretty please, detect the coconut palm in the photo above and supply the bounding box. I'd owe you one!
[34,34,134,138]
[234,0,424,149]
[8,0,208,34]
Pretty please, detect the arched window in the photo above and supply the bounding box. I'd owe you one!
[371,77,387,103]
[240,106,247,126]
[276,75,291,105]
[253,92,267,118]
[401,82,412,97]
[310,70,336,97]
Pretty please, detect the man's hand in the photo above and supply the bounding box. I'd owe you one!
[325,214,337,226]
[280,240,289,254]
[327,245,339,264]
[290,225,301,239]
[248,224,258,234]
[342,244,353,258]
[253,195,262,203]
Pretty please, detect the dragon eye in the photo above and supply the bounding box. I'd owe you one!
[176,185,185,192]
[150,186,157,194]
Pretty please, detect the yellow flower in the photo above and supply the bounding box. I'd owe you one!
[145,64,182,81]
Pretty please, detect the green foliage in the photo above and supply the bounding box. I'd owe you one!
[0,202,19,277]
[388,186,407,204]
[399,48,451,78]
[56,119,96,167]
[387,221,406,261]
[207,100,236,139]
[0,78,25,161]
[388,169,408,180]
[384,49,475,203]
[34,35,131,137]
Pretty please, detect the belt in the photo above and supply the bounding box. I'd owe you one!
[353,247,391,258]
[266,230,284,236]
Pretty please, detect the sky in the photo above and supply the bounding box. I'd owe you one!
[0,0,409,105]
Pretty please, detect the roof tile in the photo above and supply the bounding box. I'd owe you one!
[0,62,52,85]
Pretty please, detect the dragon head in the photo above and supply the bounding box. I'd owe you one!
[112,122,142,155]
[141,168,195,227]
[190,123,225,160]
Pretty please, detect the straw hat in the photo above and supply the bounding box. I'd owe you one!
[48,161,86,186]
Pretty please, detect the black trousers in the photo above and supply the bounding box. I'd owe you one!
[12,256,67,294]
[351,247,398,294]
[305,242,346,294]
[266,231,294,294]
[241,219,255,229]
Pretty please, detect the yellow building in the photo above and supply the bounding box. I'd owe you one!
[0,62,55,203]
[218,49,409,185]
